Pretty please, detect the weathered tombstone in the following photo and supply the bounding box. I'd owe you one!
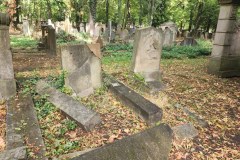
[180,37,198,46]
[61,44,102,97]
[208,0,240,77]
[22,19,31,36]
[132,27,164,86]
[0,13,16,100]
[120,29,129,41]
[47,25,56,56]
[163,27,174,46]
[80,23,85,32]
[160,21,178,42]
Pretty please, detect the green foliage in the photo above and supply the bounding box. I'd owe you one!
[10,36,38,49]
[56,30,77,43]
[103,43,133,52]
[162,41,212,59]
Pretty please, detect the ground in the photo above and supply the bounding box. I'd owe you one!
[0,38,239,159]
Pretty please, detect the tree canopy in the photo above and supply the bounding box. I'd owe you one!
[0,0,228,33]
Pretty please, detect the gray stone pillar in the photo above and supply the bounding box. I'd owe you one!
[0,13,16,100]
[208,0,240,77]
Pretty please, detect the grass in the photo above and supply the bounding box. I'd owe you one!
[10,36,38,49]
[102,39,212,63]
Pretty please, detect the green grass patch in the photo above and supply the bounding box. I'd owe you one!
[102,39,212,65]
[10,36,38,49]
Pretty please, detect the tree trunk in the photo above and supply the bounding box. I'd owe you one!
[46,0,52,19]
[106,0,109,27]
[188,9,193,32]
[118,0,122,26]
[122,0,130,29]
[139,0,142,26]
[148,0,155,26]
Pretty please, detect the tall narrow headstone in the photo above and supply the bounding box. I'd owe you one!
[0,13,16,100]
[61,44,102,97]
[132,27,164,83]
[22,19,31,36]
[208,0,240,77]
[163,27,174,46]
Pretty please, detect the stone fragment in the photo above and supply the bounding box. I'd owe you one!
[172,123,198,140]
[36,80,101,131]
[0,146,27,160]
[71,124,173,160]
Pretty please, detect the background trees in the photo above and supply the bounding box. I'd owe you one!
[0,0,222,34]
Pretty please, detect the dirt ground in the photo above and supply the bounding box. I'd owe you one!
[1,51,239,159]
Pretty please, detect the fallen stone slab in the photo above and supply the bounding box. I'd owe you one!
[6,98,25,150]
[107,78,162,125]
[0,146,27,160]
[71,124,173,160]
[6,94,47,160]
[36,80,101,131]
[174,104,209,127]
[18,94,47,160]
[172,123,198,140]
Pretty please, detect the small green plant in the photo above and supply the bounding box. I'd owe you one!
[63,119,77,131]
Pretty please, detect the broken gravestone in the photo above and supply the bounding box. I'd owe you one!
[61,44,102,97]
[71,124,173,160]
[132,27,164,90]
[0,13,16,100]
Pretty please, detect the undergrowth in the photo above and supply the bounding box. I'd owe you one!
[102,39,212,61]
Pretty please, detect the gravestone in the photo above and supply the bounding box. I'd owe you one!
[22,19,31,36]
[163,27,174,46]
[120,29,129,41]
[180,37,198,46]
[61,44,102,97]
[132,27,164,84]
[47,25,56,56]
[160,21,178,42]
[208,0,240,77]
[0,13,16,100]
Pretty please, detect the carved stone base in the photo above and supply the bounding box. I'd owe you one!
[208,56,240,77]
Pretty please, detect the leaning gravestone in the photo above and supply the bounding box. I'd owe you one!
[132,27,164,87]
[180,37,198,46]
[163,27,174,46]
[0,13,16,100]
[61,44,102,97]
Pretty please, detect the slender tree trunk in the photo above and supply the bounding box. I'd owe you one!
[122,0,130,29]
[106,0,109,27]
[148,0,155,26]
[139,0,143,26]
[118,0,122,26]
[188,9,193,32]
[192,1,204,36]
[46,0,52,19]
